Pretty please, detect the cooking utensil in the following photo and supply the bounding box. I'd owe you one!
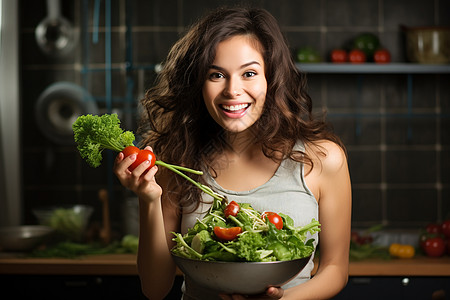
[0,225,54,252]
[98,189,111,245]
[35,0,76,56]
[33,204,94,242]
[35,81,98,145]
[402,25,450,64]
[172,254,311,295]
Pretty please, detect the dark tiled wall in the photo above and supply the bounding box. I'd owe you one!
[19,0,450,230]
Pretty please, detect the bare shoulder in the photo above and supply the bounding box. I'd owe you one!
[305,140,348,176]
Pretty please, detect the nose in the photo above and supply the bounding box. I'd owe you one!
[223,76,243,98]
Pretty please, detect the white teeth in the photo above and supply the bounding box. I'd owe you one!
[222,103,249,111]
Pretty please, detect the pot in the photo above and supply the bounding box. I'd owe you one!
[35,82,98,145]
[35,0,76,56]
[402,25,450,64]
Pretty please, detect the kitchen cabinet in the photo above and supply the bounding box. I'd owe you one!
[2,255,450,299]
[0,274,184,300]
[333,276,449,299]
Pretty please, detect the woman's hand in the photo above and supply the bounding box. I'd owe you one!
[113,146,163,202]
[220,287,284,300]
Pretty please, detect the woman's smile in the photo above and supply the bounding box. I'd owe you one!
[219,102,251,118]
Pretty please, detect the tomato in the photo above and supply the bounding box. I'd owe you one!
[423,237,446,257]
[330,49,347,63]
[262,212,283,230]
[441,220,450,239]
[374,49,391,64]
[124,148,157,171]
[426,223,442,235]
[122,145,140,158]
[224,201,240,218]
[214,226,242,241]
[348,49,366,63]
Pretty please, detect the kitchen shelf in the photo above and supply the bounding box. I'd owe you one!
[297,63,450,74]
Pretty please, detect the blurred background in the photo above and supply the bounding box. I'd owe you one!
[1,0,450,234]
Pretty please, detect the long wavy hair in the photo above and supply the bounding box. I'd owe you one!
[139,7,344,210]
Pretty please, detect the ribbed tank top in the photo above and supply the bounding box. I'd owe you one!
[180,144,319,300]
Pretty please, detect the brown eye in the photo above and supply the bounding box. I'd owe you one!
[243,71,256,78]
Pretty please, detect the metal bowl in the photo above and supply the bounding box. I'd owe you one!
[33,204,93,242]
[0,226,54,252]
[172,254,311,295]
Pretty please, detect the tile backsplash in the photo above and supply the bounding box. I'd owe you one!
[19,0,450,231]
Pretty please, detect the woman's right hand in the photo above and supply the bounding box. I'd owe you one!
[113,146,163,203]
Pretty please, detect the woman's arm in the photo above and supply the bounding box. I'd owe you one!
[282,140,351,300]
[114,148,181,299]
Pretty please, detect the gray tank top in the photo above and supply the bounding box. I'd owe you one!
[180,144,319,300]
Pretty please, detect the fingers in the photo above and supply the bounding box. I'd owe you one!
[266,287,284,299]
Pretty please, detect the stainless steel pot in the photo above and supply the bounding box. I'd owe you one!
[35,0,76,56]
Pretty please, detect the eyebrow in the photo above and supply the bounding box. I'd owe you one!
[209,61,261,71]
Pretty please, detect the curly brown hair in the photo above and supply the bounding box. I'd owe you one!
[139,7,344,209]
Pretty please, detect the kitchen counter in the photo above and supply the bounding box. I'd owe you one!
[1,254,450,277]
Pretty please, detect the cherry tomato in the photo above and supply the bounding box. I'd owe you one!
[330,49,347,63]
[426,223,442,235]
[123,147,157,171]
[348,49,366,64]
[213,226,242,241]
[262,212,283,230]
[374,49,391,64]
[441,220,450,239]
[224,201,240,218]
[423,237,446,257]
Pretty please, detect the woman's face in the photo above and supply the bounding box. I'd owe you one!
[202,35,267,134]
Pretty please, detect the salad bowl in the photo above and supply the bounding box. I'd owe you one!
[172,253,312,295]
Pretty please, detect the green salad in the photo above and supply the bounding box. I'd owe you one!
[171,198,320,262]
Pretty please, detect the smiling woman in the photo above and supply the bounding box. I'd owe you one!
[113,6,351,300]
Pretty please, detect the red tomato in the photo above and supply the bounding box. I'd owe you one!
[423,237,446,257]
[124,148,157,171]
[374,49,391,64]
[348,49,366,64]
[262,212,283,230]
[330,49,347,63]
[441,220,450,239]
[426,223,442,235]
[214,226,242,241]
[224,201,240,218]
[122,145,140,158]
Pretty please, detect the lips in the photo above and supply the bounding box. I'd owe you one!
[219,103,250,119]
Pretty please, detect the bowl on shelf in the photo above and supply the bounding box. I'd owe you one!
[0,225,54,252]
[172,254,311,295]
[33,204,93,242]
[403,26,450,64]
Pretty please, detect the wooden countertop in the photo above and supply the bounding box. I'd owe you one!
[1,254,450,277]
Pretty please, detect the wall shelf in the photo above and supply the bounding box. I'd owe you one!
[297,63,450,74]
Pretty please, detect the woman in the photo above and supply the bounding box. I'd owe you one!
[114,7,351,300]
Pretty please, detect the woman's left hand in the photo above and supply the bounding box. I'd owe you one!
[220,287,284,300]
